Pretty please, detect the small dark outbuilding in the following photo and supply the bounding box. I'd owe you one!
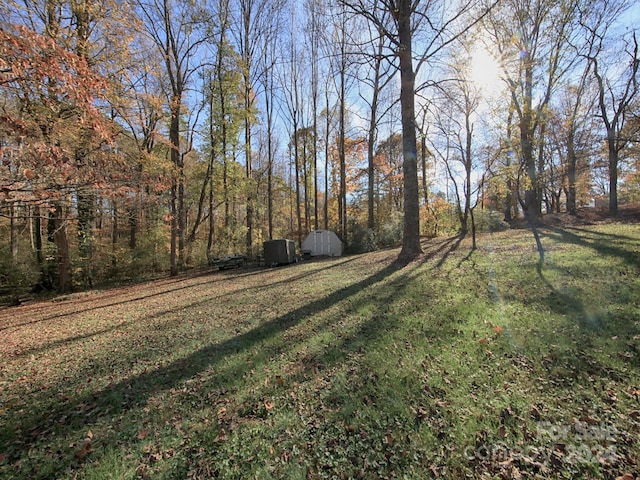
[263,239,297,266]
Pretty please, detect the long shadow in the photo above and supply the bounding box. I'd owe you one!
[567,225,640,243]
[1,258,406,475]
[418,235,464,269]
[534,268,607,331]
[528,228,639,335]
[249,256,362,291]
[0,259,358,334]
[9,257,366,358]
[541,226,640,268]
[0,271,233,332]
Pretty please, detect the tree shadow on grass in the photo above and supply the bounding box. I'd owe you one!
[533,226,640,334]
[183,257,464,478]
[0,256,410,478]
[540,226,640,268]
[8,257,365,364]
[417,235,465,269]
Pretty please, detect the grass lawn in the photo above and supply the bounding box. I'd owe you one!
[1,223,639,479]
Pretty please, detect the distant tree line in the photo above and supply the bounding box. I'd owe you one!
[0,0,638,296]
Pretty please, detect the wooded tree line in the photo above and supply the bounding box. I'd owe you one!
[1,0,638,295]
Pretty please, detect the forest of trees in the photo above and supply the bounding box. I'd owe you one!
[1,0,639,295]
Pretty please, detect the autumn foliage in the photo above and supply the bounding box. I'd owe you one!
[0,25,117,205]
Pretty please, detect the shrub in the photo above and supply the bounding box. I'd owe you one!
[376,211,403,247]
[347,221,378,254]
[472,209,510,233]
[347,212,404,254]
[0,251,40,304]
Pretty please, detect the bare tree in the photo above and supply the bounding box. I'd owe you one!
[430,52,481,237]
[280,3,306,245]
[351,5,396,231]
[580,0,639,216]
[484,0,584,221]
[341,0,494,261]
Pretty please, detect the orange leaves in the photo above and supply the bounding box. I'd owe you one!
[478,323,505,347]
[73,431,93,459]
[0,26,106,105]
[615,474,636,480]
[0,25,125,205]
[625,386,640,398]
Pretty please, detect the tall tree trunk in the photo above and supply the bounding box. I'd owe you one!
[73,0,96,287]
[521,60,540,222]
[311,2,320,231]
[128,199,138,249]
[421,134,429,207]
[566,133,577,215]
[10,204,18,264]
[294,129,303,247]
[207,172,215,261]
[324,87,331,230]
[33,206,43,266]
[607,133,619,216]
[169,97,181,276]
[170,182,178,276]
[77,187,95,286]
[366,69,381,231]
[338,62,347,241]
[264,55,275,240]
[303,133,310,234]
[112,199,119,269]
[52,204,72,293]
[242,1,254,256]
[396,1,422,261]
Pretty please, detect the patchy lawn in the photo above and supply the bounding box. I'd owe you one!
[1,224,639,479]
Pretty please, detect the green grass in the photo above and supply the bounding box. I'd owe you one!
[1,224,639,479]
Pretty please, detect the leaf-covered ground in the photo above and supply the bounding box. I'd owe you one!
[1,224,639,479]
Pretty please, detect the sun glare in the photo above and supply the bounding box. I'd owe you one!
[470,47,503,98]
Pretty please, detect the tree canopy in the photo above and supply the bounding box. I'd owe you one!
[1,0,638,294]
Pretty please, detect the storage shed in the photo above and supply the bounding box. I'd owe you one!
[301,230,343,257]
[263,239,297,266]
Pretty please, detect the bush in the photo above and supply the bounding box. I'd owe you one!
[347,221,377,254]
[347,212,404,254]
[472,209,510,233]
[376,211,403,247]
[0,252,40,304]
